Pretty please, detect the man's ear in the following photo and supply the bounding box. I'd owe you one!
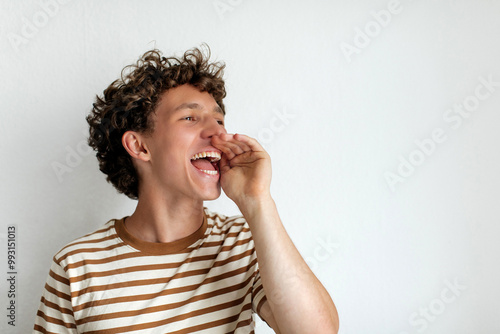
[122,131,151,162]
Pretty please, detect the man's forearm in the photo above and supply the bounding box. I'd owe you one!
[239,195,339,333]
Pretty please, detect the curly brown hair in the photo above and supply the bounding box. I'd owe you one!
[86,45,226,199]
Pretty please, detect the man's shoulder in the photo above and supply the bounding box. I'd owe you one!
[52,218,120,264]
[204,207,247,226]
[203,207,251,237]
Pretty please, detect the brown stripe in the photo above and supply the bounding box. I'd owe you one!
[83,286,253,334]
[213,220,247,229]
[76,271,255,325]
[206,211,242,224]
[36,310,77,329]
[169,303,253,334]
[64,251,153,271]
[207,227,251,239]
[65,246,217,272]
[73,257,258,311]
[209,225,250,236]
[192,237,253,252]
[256,295,268,315]
[210,219,248,234]
[253,283,264,298]
[214,249,254,270]
[234,318,253,330]
[40,297,74,316]
[207,228,252,240]
[33,324,59,334]
[57,223,115,255]
[59,233,117,254]
[57,241,127,264]
[45,283,71,302]
[49,269,69,286]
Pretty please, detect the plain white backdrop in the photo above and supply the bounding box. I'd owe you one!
[1,0,499,333]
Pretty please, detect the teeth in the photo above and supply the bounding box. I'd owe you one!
[191,151,221,162]
[199,169,218,175]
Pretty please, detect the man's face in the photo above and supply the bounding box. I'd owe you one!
[141,84,227,202]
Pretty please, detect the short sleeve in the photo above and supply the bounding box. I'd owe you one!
[251,265,268,321]
[33,257,78,333]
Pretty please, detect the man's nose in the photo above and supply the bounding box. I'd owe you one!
[203,119,226,138]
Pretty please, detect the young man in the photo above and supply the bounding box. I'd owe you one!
[34,46,339,333]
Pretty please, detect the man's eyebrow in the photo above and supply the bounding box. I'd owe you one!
[213,105,224,116]
[173,103,224,116]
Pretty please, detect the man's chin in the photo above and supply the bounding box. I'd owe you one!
[204,188,222,201]
[195,182,221,201]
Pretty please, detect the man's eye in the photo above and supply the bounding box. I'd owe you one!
[184,116,195,121]
[218,120,224,125]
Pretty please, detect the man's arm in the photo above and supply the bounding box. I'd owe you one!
[240,195,339,333]
[259,300,281,333]
[34,258,78,333]
[211,133,339,333]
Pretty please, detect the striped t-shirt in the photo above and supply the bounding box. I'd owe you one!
[34,207,268,333]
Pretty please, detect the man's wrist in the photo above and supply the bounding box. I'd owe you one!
[236,193,275,220]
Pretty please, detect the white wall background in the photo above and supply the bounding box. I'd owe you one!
[1,0,499,333]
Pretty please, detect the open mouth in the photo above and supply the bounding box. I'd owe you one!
[190,151,221,176]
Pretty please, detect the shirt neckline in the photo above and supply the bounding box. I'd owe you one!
[114,208,208,255]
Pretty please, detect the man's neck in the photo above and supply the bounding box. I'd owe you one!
[124,191,205,243]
